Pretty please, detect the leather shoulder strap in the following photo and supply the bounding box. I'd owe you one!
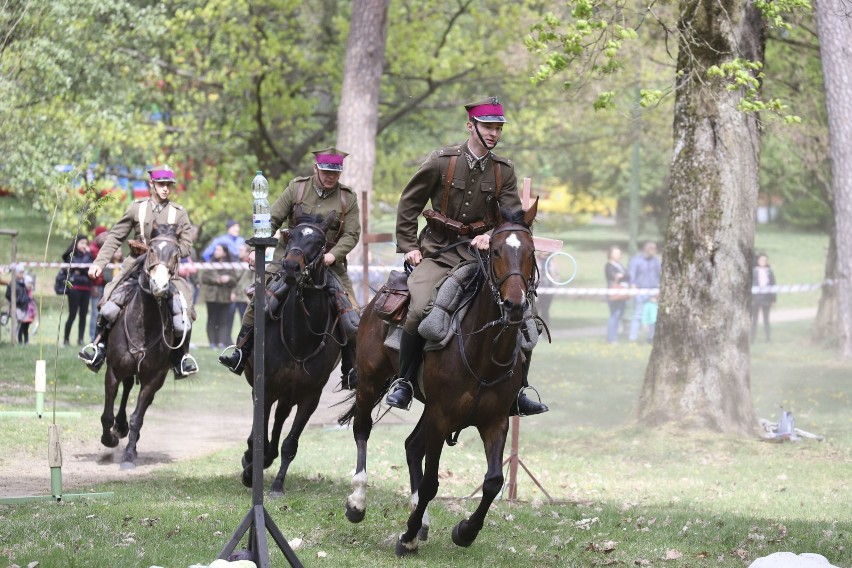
[289,180,309,226]
[137,201,148,244]
[440,155,458,214]
[494,159,502,200]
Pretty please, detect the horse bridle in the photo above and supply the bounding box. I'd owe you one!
[482,223,539,313]
[281,222,328,290]
[143,234,181,276]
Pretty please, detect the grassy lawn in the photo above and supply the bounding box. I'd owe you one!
[1,197,847,567]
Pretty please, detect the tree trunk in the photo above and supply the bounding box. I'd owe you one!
[638,0,764,436]
[813,0,852,358]
[336,0,390,260]
[812,232,838,344]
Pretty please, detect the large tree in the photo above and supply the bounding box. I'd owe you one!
[336,0,390,209]
[527,1,797,435]
[813,0,852,358]
[639,1,764,434]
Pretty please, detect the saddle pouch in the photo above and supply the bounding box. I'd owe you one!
[373,270,410,324]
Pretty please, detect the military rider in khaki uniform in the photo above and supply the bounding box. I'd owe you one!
[79,165,199,378]
[218,148,361,388]
[385,97,549,416]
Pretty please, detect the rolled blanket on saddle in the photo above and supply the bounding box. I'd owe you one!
[418,260,539,352]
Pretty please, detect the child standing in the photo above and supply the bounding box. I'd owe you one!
[641,294,659,344]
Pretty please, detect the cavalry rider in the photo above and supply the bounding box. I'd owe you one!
[79,165,199,378]
[385,97,549,416]
[219,147,361,388]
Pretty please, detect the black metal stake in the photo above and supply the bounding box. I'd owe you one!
[219,237,303,568]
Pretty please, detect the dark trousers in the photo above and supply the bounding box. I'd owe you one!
[18,322,30,344]
[206,302,232,347]
[65,289,91,344]
[751,302,772,342]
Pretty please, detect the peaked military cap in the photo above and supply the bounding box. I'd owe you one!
[312,147,349,171]
[147,164,177,183]
[464,96,507,123]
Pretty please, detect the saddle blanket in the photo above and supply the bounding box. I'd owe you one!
[417,261,539,352]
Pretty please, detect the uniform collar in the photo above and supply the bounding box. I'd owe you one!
[312,175,336,199]
[149,197,170,213]
[464,143,491,172]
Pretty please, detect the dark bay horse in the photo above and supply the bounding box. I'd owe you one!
[341,201,539,556]
[240,211,345,497]
[100,224,190,469]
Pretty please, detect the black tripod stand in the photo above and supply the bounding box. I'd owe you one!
[218,237,303,568]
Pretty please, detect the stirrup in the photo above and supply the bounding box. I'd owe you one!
[174,354,199,379]
[78,342,105,372]
[512,386,549,417]
[385,377,413,410]
[218,344,245,374]
[338,368,358,392]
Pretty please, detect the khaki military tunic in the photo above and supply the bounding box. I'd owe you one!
[241,174,361,327]
[396,143,521,334]
[95,197,194,305]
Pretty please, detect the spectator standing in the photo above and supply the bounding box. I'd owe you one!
[751,252,776,343]
[628,241,661,343]
[62,237,94,346]
[641,294,659,343]
[231,243,252,326]
[201,219,245,261]
[604,245,629,344]
[18,275,37,344]
[201,244,237,348]
[5,265,30,344]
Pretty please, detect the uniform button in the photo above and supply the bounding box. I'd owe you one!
[467,191,472,195]
[464,202,469,206]
[462,213,467,218]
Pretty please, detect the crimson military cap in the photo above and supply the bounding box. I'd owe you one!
[464,97,507,123]
[312,147,349,172]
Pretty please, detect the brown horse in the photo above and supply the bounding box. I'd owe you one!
[340,201,539,556]
[240,211,345,497]
[99,224,190,469]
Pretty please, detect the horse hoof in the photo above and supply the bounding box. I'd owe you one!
[120,461,136,470]
[451,523,475,548]
[418,525,429,542]
[395,538,418,557]
[101,435,119,449]
[345,502,365,524]
[114,426,129,439]
[241,468,252,488]
[268,490,284,499]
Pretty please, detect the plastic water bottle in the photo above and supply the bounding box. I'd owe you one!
[252,170,272,237]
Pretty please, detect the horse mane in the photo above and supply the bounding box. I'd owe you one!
[150,223,178,240]
[499,208,532,228]
[293,212,326,226]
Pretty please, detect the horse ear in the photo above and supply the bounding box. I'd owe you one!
[293,203,305,221]
[523,196,539,227]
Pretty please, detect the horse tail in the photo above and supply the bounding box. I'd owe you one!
[337,394,357,426]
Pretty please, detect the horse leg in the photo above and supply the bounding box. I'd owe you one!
[265,401,292,469]
[241,392,274,487]
[451,420,509,547]
[112,376,134,439]
[120,373,167,470]
[345,382,382,523]
[100,367,121,448]
[397,412,444,557]
[269,394,320,498]
[405,416,430,541]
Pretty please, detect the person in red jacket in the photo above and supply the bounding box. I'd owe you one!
[62,237,94,346]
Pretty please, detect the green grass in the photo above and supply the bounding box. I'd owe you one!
[1,197,847,567]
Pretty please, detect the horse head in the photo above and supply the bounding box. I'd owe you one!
[488,198,538,324]
[278,210,339,287]
[144,223,181,299]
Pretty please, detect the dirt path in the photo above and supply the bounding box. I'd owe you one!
[1,376,417,499]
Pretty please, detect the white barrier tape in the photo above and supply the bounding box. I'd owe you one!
[536,281,837,297]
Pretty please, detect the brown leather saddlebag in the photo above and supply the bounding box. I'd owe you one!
[373,269,411,324]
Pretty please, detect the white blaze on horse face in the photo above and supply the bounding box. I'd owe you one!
[505,233,522,250]
[149,264,171,297]
[302,227,314,237]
